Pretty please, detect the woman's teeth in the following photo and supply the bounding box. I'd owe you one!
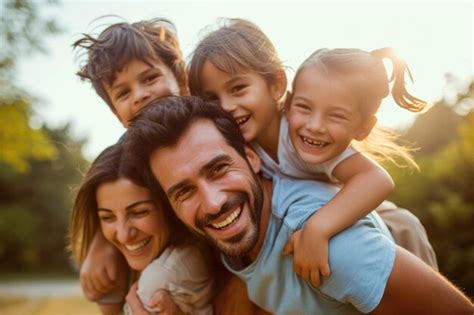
[125,238,150,251]
[211,207,242,229]
[302,136,327,148]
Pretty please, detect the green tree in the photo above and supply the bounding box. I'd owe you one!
[389,81,474,297]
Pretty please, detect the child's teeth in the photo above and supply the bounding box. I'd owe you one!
[302,136,326,147]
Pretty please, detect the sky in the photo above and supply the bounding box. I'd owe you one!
[17,0,473,159]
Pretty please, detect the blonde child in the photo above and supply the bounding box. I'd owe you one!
[188,18,437,287]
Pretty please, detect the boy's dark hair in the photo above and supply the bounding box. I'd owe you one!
[74,18,188,110]
[125,95,247,191]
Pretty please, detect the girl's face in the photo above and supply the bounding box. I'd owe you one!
[199,61,282,144]
[96,178,170,271]
[106,58,180,128]
[286,67,373,165]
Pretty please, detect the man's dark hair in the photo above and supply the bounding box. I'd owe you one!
[125,95,247,191]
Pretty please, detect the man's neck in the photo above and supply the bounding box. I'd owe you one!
[246,177,273,262]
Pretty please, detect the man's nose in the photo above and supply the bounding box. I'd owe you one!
[199,181,227,215]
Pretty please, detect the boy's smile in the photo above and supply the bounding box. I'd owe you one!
[106,58,180,127]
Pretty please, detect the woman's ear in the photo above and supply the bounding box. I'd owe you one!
[355,115,377,141]
[244,146,261,174]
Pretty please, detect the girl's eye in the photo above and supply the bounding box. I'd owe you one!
[230,84,246,94]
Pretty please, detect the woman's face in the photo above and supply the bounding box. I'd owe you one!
[96,178,170,271]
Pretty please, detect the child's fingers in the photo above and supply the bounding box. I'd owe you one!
[321,263,331,277]
[126,283,151,315]
[282,230,299,255]
[310,270,322,287]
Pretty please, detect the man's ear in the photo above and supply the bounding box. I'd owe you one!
[355,115,377,141]
[244,146,261,174]
[271,68,288,103]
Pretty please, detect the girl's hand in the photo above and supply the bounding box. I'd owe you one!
[126,282,184,315]
[282,226,331,287]
[80,233,127,301]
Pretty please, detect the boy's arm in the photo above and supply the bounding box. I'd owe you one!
[80,229,128,302]
[283,153,394,286]
[373,246,473,314]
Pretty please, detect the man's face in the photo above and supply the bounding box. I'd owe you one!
[149,119,263,257]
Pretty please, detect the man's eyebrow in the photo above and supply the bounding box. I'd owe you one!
[166,154,232,198]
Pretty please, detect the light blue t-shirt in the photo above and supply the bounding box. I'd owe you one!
[222,176,396,315]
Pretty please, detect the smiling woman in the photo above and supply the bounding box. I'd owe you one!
[68,141,215,314]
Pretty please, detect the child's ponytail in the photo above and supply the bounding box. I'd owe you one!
[371,47,427,112]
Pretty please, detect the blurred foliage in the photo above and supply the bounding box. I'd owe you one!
[0,0,90,272]
[388,79,474,297]
[0,124,89,271]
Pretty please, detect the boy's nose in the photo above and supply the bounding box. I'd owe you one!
[133,88,152,107]
[307,115,326,133]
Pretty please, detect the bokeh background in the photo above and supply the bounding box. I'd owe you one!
[0,0,472,313]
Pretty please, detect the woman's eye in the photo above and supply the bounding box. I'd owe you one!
[131,209,149,217]
[98,215,115,222]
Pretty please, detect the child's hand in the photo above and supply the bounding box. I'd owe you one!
[282,227,331,287]
[80,235,127,301]
[125,282,152,315]
[145,289,184,315]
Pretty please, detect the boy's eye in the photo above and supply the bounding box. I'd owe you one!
[115,89,129,100]
[329,113,348,121]
[144,74,160,84]
[293,103,311,112]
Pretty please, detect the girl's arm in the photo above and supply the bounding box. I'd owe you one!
[283,153,394,286]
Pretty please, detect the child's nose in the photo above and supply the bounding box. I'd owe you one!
[307,115,326,132]
[220,96,237,113]
[133,88,152,107]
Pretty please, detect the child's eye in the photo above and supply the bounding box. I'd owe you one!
[230,84,246,94]
[293,103,311,112]
[144,74,160,84]
[330,113,348,121]
[115,89,129,100]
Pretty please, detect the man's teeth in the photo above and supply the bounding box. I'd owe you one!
[125,238,150,251]
[236,116,250,126]
[302,136,327,148]
[212,207,242,229]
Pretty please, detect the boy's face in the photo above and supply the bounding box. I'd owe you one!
[106,58,180,128]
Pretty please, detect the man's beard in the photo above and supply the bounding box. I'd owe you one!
[194,174,264,257]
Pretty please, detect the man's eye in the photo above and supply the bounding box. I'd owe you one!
[211,163,229,178]
[174,187,194,202]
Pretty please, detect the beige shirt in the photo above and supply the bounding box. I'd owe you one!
[137,245,214,314]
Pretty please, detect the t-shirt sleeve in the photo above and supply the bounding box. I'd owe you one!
[319,215,396,313]
[137,246,214,314]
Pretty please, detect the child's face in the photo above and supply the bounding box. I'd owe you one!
[286,67,371,165]
[199,61,282,143]
[106,58,180,128]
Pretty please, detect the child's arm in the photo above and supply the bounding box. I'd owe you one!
[283,153,395,286]
[80,230,128,304]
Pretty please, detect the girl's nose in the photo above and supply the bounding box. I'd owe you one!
[220,96,237,114]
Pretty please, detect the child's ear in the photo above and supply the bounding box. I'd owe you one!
[355,115,377,141]
[271,68,287,102]
[284,91,293,114]
[244,146,261,174]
